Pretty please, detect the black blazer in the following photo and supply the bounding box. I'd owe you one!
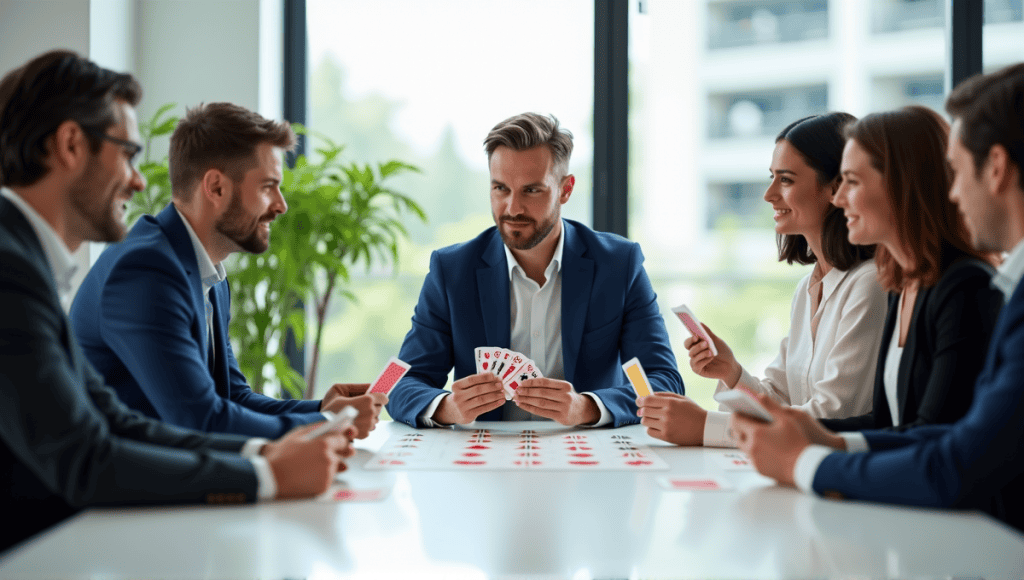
[0,196,258,554]
[822,257,1003,432]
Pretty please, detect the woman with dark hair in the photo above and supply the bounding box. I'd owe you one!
[823,105,1003,432]
[639,113,888,447]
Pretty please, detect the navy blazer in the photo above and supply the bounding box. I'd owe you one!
[0,197,256,554]
[387,219,684,427]
[821,259,1002,432]
[71,205,324,438]
[813,273,1024,531]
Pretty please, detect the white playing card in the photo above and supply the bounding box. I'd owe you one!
[475,346,487,374]
[498,352,528,386]
[488,347,508,377]
[503,359,543,399]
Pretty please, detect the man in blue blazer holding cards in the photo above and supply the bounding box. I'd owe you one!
[387,113,683,428]
[731,63,1024,532]
[71,103,384,440]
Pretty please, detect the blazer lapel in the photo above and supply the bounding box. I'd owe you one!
[156,205,210,358]
[477,230,511,348]
[560,221,594,385]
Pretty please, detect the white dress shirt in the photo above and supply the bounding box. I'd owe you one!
[420,222,611,426]
[0,189,277,501]
[703,259,887,447]
[794,239,1024,494]
[172,206,276,499]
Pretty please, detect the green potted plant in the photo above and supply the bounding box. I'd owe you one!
[129,106,426,399]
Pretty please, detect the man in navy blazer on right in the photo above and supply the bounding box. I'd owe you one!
[731,62,1024,532]
[387,113,683,428]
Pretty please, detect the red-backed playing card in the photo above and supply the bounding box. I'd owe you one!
[368,357,410,394]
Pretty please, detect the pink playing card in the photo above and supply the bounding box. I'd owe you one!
[671,304,718,356]
[319,486,390,502]
[658,476,733,491]
[368,357,411,394]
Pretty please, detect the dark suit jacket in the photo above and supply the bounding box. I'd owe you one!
[71,205,323,438]
[813,267,1024,531]
[821,258,1002,432]
[0,197,257,554]
[387,219,684,427]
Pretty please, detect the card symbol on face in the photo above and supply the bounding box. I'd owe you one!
[512,355,523,364]
[454,460,486,466]
[462,452,482,457]
[569,461,599,466]
[570,453,593,458]
[626,460,653,466]
[484,352,491,359]
[466,445,490,450]
[482,362,489,370]
[519,373,529,381]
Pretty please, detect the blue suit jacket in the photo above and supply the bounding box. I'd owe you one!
[70,204,324,438]
[387,219,684,427]
[813,275,1024,531]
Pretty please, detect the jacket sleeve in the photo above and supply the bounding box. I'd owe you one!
[0,249,258,508]
[812,300,1024,512]
[388,250,457,426]
[589,243,684,427]
[216,281,323,416]
[96,248,323,438]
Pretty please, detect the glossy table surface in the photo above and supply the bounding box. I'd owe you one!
[2,421,1023,579]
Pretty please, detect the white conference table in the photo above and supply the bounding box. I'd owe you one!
[2,421,1023,579]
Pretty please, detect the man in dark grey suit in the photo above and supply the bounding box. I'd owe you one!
[0,50,354,554]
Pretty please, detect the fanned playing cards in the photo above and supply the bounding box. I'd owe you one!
[475,347,544,399]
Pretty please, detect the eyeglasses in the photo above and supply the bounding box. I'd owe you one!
[85,129,144,167]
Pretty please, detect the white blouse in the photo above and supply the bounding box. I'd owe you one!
[703,259,888,447]
[883,300,905,427]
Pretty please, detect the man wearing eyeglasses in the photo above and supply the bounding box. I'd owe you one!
[0,50,354,554]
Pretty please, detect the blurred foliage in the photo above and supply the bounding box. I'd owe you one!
[127,103,177,226]
[229,128,425,397]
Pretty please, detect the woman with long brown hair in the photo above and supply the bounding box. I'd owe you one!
[826,105,1004,431]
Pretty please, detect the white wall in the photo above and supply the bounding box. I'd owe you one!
[0,0,90,73]
[0,0,279,299]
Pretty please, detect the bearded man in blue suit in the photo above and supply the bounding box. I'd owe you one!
[731,63,1024,532]
[71,103,384,439]
[387,113,683,428]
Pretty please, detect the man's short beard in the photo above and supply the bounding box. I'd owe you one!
[215,189,270,254]
[499,214,557,250]
[68,164,128,243]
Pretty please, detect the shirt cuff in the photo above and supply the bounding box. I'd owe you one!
[240,438,270,457]
[249,455,277,501]
[840,432,870,453]
[581,392,611,427]
[703,410,736,447]
[794,444,835,495]
[239,438,276,500]
[418,392,452,427]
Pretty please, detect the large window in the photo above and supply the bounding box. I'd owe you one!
[305,0,594,395]
[298,0,1022,409]
[629,0,1024,410]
